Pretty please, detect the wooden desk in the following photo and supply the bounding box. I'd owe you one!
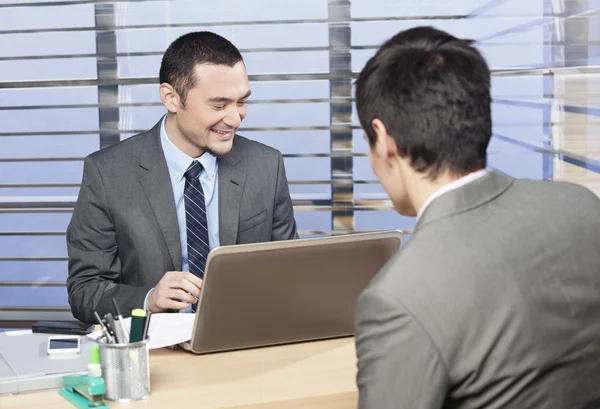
[1,338,358,408]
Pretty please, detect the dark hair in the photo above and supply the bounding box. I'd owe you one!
[159,31,243,105]
[355,26,491,179]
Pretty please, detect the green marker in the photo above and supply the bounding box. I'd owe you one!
[88,345,101,377]
[129,309,147,343]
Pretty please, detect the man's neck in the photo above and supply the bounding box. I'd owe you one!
[412,169,487,221]
[164,114,204,159]
[411,173,461,214]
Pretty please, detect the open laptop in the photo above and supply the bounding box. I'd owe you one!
[181,230,403,354]
[0,331,93,395]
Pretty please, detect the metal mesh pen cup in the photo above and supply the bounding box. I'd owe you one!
[98,338,151,402]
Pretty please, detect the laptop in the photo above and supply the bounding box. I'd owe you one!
[181,230,403,354]
[0,331,93,395]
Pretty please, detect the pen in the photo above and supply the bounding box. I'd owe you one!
[94,311,114,344]
[104,313,119,343]
[112,298,130,343]
[129,309,147,343]
[142,311,152,341]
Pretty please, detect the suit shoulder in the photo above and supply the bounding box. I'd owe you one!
[87,130,150,166]
[234,134,282,158]
[515,177,595,196]
[367,241,437,293]
[514,178,600,208]
[365,234,478,309]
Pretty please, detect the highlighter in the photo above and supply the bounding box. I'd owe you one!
[88,345,102,377]
[129,309,147,343]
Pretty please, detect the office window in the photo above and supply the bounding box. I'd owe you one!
[1,0,599,323]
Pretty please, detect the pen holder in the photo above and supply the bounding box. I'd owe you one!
[98,338,151,402]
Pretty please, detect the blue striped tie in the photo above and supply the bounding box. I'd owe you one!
[184,161,209,312]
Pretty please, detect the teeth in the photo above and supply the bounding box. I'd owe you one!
[212,129,229,135]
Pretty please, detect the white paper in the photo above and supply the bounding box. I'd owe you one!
[87,313,195,349]
[6,329,32,336]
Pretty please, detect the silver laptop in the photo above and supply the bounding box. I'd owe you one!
[181,230,403,354]
[0,331,93,395]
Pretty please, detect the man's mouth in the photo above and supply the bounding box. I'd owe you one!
[211,128,233,136]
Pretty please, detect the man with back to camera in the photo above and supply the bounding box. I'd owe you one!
[354,26,600,409]
[66,32,298,324]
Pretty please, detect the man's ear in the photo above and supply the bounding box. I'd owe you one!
[159,83,180,114]
[371,118,399,162]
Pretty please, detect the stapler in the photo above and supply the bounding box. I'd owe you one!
[58,375,109,409]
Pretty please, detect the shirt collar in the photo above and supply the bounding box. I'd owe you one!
[160,116,218,182]
[416,169,488,222]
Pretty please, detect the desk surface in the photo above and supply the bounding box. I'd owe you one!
[1,337,358,409]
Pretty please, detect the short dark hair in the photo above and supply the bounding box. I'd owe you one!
[355,26,491,179]
[159,31,243,105]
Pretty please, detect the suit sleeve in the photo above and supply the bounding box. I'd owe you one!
[355,287,448,409]
[66,157,149,324]
[271,152,299,241]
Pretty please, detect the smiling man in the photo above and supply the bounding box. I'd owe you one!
[67,32,298,323]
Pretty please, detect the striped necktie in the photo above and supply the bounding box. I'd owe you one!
[184,161,209,312]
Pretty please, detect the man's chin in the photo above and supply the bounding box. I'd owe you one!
[204,141,233,159]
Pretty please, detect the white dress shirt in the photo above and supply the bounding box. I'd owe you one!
[416,169,487,222]
[144,117,221,312]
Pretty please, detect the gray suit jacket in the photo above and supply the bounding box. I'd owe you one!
[356,171,600,409]
[67,121,298,323]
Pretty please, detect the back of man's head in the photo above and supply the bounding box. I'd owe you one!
[356,26,492,179]
[159,31,243,105]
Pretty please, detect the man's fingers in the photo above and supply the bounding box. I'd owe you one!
[159,299,190,311]
[155,272,201,308]
[181,272,203,290]
[168,289,197,305]
[163,273,201,298]
[167,277,201,298]
[164,271,202,289]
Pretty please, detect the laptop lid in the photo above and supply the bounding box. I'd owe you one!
[188,230,403,354]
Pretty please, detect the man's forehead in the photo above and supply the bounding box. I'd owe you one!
[193,62,247,79]
[207,89,252,102]
[191,63,249,95]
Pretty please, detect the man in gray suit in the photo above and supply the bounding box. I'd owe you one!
[354,26,600,409]
[67,32,298,324]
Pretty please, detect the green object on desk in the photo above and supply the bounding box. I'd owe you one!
[129,308,147,343]
[89,345,100,364]
[58,375,109,409]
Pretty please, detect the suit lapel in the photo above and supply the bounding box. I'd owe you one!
[218,137,247,246]
[137,121,182,270]
[416,171,515,231]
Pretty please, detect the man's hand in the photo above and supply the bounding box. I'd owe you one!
[146,271,202,313]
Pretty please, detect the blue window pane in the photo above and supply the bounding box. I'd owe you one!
[0,286,69,308]
[0,261,68,283]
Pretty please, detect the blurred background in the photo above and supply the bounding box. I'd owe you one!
[0,0,598,325]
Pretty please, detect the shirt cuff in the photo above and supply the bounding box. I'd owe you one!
[143,288,154,311]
